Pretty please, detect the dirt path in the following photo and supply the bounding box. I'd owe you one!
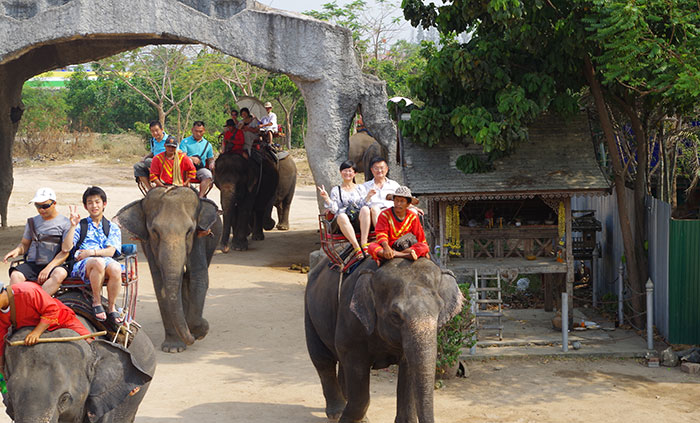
[1,161,699,423]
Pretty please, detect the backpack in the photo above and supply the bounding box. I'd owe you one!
[68,217,120,266]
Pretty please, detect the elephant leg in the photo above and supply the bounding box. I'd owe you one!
[395,357,418,423]
[148,246,187,352]
[232,196,253,250]
[338,352,371,423]
[305,311,346,420]
[276,196,292,231]
[251,206,267,240]
[183,241,210,340]
[221,207,233,252]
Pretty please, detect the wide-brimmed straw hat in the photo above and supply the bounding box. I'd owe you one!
[386,186,419,205]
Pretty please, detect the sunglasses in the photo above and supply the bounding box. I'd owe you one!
[35,201,55,210]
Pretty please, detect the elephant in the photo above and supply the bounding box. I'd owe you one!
[3,317,155,422]
[304,256,464,423]
[214,151,296,251]
[270,153,297,231]
[348,132,376,174]
[115,186,222,353]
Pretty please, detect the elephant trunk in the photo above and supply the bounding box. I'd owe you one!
[403,317,438,423]
[159,244,195,345]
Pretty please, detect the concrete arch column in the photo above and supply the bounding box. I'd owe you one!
[0,0,397,226]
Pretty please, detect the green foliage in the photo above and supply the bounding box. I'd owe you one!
[436,283,475,377]
[19,87,68,132]
[455,153,490,174]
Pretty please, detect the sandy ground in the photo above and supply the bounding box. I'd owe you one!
[0,160,699,423]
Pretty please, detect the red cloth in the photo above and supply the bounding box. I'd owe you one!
[0,282,91,358]
[222,128,245,154]
[149,151,196,184]
[368,208,430,261]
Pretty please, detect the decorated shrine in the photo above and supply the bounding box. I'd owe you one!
[400,113,610,314]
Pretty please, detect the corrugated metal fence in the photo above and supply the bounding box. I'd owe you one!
[572,189,672,339]
[668,220,700,344]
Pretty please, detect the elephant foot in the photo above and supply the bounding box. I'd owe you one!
[326,400,346,421]
[252,232,265,241]
[263,217,276,231]
[161,339,187,353]
[189,319,210,340]
[232,239,248,251]
[339,416,369,423]
[276,223,289,231]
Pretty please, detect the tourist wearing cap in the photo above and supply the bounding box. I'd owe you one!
[366,186,430,263]
[149,136,197,188]
[179,121,215,197]
[2,188,74,295]
[133,120,170,192]
[222,118,247,158]
[258,101,278,145]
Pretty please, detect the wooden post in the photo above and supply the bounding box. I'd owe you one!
[439,201,446,266]
[565,197,574,323]
[543,273,553,312]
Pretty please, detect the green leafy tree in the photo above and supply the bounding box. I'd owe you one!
[400,0,700,323]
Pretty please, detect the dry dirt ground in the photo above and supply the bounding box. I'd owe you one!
[0,160,699,423]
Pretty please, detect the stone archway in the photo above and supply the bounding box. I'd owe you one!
[0,0,397,226]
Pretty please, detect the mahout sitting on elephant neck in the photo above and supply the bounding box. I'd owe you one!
[305,256,464,422]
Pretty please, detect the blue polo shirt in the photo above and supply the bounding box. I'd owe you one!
[180,136,214,161]
[150,132,169,156]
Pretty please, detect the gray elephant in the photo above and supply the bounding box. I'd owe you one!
[116,187,222,353]
[361,140,387,180]
[305,257,463,423]
[348,132,376,174]
[3,319,155,422]
[271,153,297,231]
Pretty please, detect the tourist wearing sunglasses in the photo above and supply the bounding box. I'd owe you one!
[2,187,73,295]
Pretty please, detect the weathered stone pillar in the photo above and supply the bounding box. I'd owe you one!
[0,65,22,227]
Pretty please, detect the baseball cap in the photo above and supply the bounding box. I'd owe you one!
[164,136,178,147]
[29,187,57,204]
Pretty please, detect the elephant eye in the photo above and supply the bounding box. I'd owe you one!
[57,392,72,412]
[389,311,403,325]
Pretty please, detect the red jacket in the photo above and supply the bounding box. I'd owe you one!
[222,128,245,154]
[368,208,430,260]
[0,282,90,358]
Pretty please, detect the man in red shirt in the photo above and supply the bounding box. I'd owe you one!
[367,186,430,263]
[149,136,196,187]
[0,281,91,370]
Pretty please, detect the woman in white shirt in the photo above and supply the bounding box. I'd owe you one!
[318,160,372,259]
[238,108,260,153]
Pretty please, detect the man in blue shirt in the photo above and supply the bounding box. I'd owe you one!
[133,120,169,192]
[180,121,214,198]
[66,186,123,323]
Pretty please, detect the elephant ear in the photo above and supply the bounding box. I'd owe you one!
[197,198,220,231]
[86,340,153,423]
[350,271,376,336]
[437,269,464,327]
[114,199,148,240]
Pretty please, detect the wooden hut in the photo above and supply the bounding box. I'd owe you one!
[401,113,610,316]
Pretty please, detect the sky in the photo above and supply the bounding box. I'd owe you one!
[261,0,417,41]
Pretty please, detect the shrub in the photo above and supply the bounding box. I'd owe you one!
[436,283,475,378]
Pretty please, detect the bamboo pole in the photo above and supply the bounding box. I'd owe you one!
[8,331,106,346]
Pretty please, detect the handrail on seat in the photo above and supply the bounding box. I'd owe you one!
[318,213,375,273]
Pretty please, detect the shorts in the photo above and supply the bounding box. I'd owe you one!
[196,168,212,180]
[71,257,124,283]
[133,158,153,178]
[9,261,67,280]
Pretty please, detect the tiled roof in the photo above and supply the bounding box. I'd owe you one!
[402,113,610,196]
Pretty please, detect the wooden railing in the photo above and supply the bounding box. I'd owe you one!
[459,226,559,259]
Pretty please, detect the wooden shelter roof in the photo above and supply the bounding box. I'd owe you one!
[402,113,610,199]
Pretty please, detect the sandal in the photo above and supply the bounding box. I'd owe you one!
[108,311,124,325]
[93,304,107,322]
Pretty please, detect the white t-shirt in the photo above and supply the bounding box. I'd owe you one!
[362,178,400,210]
[259,112,278,132]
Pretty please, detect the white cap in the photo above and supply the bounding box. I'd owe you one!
[264,101,272,108]
[29,187,56,204]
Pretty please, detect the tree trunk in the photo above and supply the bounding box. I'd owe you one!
[583,56,644,327]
